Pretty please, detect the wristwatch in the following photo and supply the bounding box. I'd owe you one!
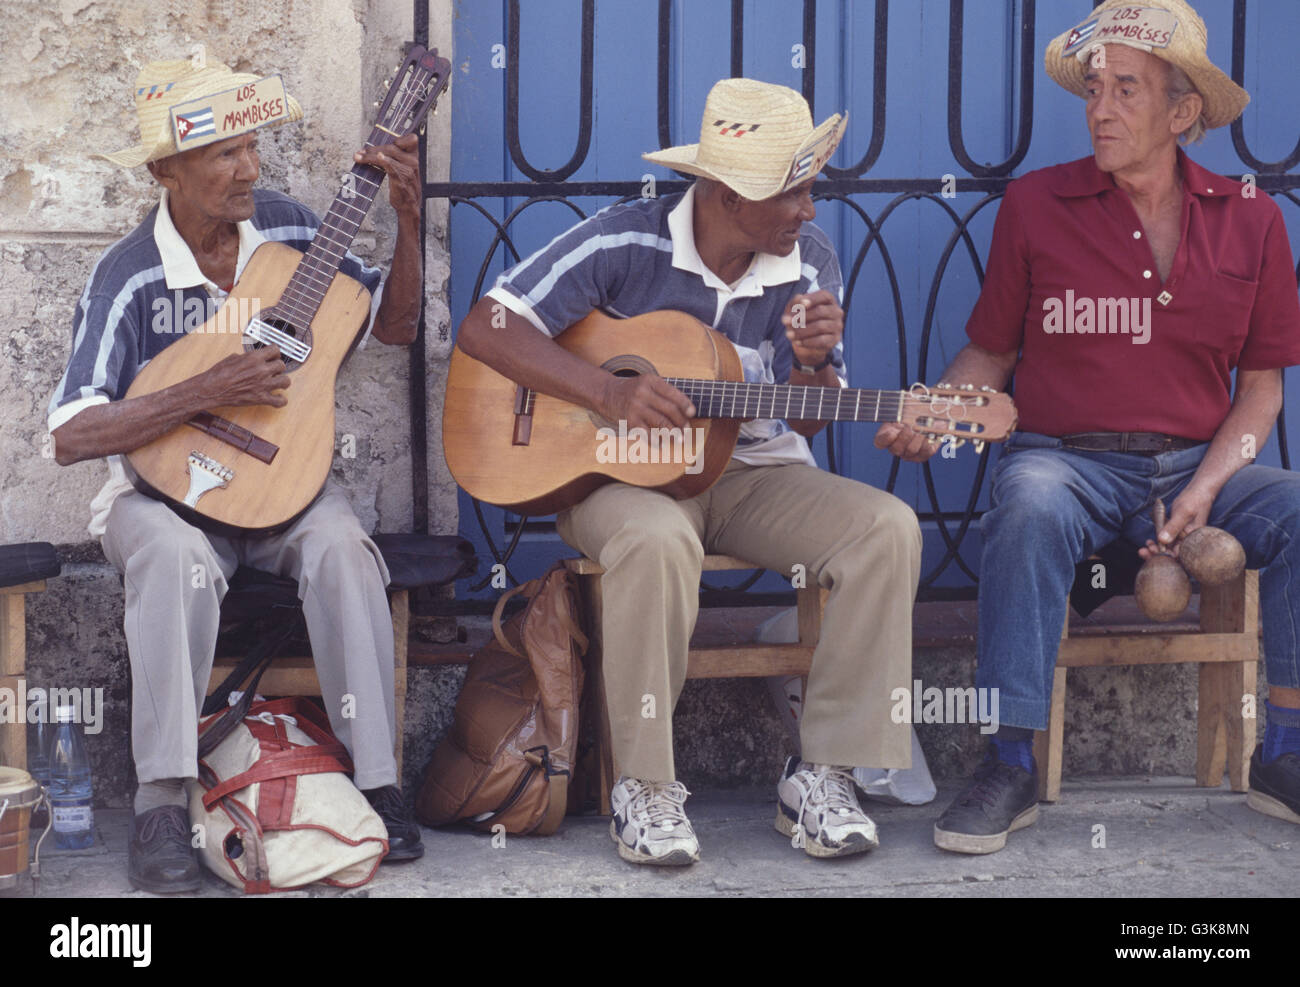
[794,352,835,375]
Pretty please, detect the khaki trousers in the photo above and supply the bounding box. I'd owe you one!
[557,460,920,781]
[101,484,398,791]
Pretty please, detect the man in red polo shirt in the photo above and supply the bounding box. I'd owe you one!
[878,0,1300,852]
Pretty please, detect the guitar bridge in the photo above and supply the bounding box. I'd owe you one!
[184,451,234,508]
[245,317,312,363]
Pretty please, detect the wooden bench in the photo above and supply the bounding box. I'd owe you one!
[208,587,412,775]
[1,581,48,770]
[1036,569,1259,801]
[554,554,1260,813]
[0,543,61,771]
[206,534,476,778]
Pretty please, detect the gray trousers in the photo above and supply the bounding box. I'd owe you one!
[556,461,921,782]
[100,484,398,791]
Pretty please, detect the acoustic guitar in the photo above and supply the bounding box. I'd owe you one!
[123,45,450,535]
[443,308,1018,515]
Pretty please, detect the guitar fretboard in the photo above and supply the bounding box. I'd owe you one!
[664,378,908,422]
[271,149,388,334]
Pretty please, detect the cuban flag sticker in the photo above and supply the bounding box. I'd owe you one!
[1062,18,1099,56]
[174,107,215,143]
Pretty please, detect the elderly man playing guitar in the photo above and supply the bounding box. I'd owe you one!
[48,56,428,891]
[456,79,924,865]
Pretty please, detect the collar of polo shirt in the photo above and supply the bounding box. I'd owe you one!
[667,183,802,296]
[153,188,267,292]
[1049,147,1241,200]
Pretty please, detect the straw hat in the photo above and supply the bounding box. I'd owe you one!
[1044,0,1248,129]
[642,78,847,201]
[100,57,304,168]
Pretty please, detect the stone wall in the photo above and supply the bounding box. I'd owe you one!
[1,0,456,804]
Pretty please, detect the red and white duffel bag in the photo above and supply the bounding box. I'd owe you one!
[188,697,388,893]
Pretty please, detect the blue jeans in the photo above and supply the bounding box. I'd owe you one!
[977,431,1300,730]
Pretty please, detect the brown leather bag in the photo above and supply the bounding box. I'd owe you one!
[416,565,587,835]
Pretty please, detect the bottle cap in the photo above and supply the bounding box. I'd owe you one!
[54,705,78,723]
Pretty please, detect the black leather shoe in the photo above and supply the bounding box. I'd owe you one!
[364,785,425,862]
[1247,744,1300,825]
[128,805,201,893]
[934,752,1039,854]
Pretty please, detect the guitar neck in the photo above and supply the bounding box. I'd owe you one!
[663,378,907,423]
[276,132,390,327]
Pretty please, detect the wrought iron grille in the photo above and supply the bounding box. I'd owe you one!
[412,0,1299,602]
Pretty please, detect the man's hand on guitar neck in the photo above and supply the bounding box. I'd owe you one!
[874,341,1018,463]
[52,346,290,466]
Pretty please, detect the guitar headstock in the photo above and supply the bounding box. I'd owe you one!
[900,383,1018,453]
[373,44,451,140]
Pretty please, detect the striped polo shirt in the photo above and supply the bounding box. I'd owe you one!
[487,182,846,467]
[48,188,384,537]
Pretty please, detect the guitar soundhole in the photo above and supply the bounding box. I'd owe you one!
[587,356,657,430]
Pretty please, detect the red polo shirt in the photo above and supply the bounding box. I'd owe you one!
[966,151,1300,438]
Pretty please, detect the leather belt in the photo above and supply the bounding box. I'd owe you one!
[1060,431,1204,455]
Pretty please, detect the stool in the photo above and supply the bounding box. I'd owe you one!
[565,553,824,813]
[0,543,61,770]
[206,534,476,777]
[1035,569,1260,801]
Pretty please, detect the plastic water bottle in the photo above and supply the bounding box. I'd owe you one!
[27,715,53,829]
[47,705,94,849]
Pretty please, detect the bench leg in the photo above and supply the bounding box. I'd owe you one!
[1033,666,1067,803]
[1196,660,1255,791]
[391,590,409,779]
[1228,660,1255,793]
[573,574,615,815]
[0,591,29,770]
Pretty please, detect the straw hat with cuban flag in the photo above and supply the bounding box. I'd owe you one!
[1044,0,1248,130]
[643,78,847,201]
[99,56,304,168]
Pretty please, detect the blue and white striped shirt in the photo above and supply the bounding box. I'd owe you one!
[48,188,383,536]
[487,183,846,467]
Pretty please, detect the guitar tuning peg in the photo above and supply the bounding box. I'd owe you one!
[980,385,995,392]
[960,383,974,390]
[927,435,940,446]
[936,380,952,389]
[383,78,391,89]
[952,438,966,449]
[373,101,380,109]
[393,64,401,73]
[973,440,986,454]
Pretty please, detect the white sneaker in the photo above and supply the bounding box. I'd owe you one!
[776,755,879,858]
[609,777,700,866]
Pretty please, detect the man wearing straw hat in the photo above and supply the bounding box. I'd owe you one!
[48,56,427,890]
[457,78,921,865]
[878,0,1300,852]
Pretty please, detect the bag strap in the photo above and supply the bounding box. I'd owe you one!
[490,577,540,658]
[201,745,352,810]
[490,568,588,658]
[197,616,302,760]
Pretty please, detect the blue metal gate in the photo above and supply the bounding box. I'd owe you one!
[415,0,1300,604]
